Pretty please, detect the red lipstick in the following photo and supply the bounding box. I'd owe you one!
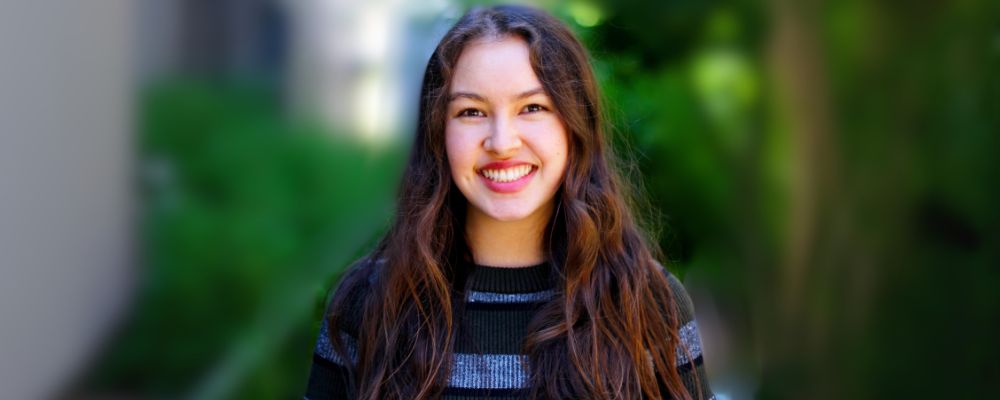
[477,161,537,194]
[479,160,533,170]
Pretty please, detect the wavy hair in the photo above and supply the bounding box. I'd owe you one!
[326,5,697,399]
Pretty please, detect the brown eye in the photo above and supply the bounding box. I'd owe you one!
[521,104,546,113]
[458,108,485,118]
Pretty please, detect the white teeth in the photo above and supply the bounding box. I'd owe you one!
[482,165,533,182]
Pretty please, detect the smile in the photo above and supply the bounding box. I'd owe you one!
[476,162,537,193]
[481,164,534,182]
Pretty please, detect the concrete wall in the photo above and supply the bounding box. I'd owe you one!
[0,1,134,398]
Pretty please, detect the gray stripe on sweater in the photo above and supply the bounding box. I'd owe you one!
[675,320,703,365]
[467,289,554,303]
[448,353,529,389]
[319,330,530,391]
[316,317,702,385]
[315,319,357,366]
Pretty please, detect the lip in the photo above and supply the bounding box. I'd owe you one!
[478,160,534,171]
[476,161,537,194]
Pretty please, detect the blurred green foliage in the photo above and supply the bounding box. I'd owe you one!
[575,0,999,398]
[84,80,401,399]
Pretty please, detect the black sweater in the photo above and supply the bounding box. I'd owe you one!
[304,259,714,399]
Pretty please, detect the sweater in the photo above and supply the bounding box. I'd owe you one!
[304,259,714,399]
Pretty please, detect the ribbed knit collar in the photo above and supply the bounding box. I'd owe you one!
[466,260,553,293]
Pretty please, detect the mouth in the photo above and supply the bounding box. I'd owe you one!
[476,162,538,193]
[478,164,536,182]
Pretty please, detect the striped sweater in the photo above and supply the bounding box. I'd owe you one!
[304,260,713,399]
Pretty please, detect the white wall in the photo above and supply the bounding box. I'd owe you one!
[0,1,135,399]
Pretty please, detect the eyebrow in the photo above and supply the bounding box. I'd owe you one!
[448,87,546,102]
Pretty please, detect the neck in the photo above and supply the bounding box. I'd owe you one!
[465,203,553,268]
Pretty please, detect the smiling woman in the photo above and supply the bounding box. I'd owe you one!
[446,36,569,266]
[304,5,713,400]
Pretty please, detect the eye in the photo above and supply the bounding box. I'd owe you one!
[457,108,486,118]
[521,103,547,113]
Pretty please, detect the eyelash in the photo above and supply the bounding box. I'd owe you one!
[455,104,547,118]
[523,104,546,113]
[457,108,485,118]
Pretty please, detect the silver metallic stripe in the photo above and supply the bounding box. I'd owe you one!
[675,320,703,366]
[467,289,554,303]
[314,319,358,366]
[447,353,529,389]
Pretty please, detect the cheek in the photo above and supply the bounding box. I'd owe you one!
[444,126,474,174]
[537,122,570,170]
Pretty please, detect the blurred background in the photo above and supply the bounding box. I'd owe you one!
[1,0,996,399]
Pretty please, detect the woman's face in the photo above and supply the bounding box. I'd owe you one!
[445,36,569,223]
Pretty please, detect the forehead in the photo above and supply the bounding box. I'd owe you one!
[449,36,542,99]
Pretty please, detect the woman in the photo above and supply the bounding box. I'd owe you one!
[305,5,713,399]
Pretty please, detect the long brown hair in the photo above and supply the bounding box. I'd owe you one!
[326,5,696,399]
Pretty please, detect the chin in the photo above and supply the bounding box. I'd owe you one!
[478,201,540,222]
[484,209,534,222]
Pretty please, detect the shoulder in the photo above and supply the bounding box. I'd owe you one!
[651,260,698,325]
[323,256,384,335]
[652,261,709,375]
[652,262,715,397]
[312,256,383,366]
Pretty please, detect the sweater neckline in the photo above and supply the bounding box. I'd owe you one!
[466,260,553,293]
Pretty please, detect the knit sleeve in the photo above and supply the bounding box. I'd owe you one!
[303,259,376,400]
[303,319,355,400]
[663,269,715,400]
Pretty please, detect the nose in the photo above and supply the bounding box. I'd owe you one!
[484,116,521,158]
